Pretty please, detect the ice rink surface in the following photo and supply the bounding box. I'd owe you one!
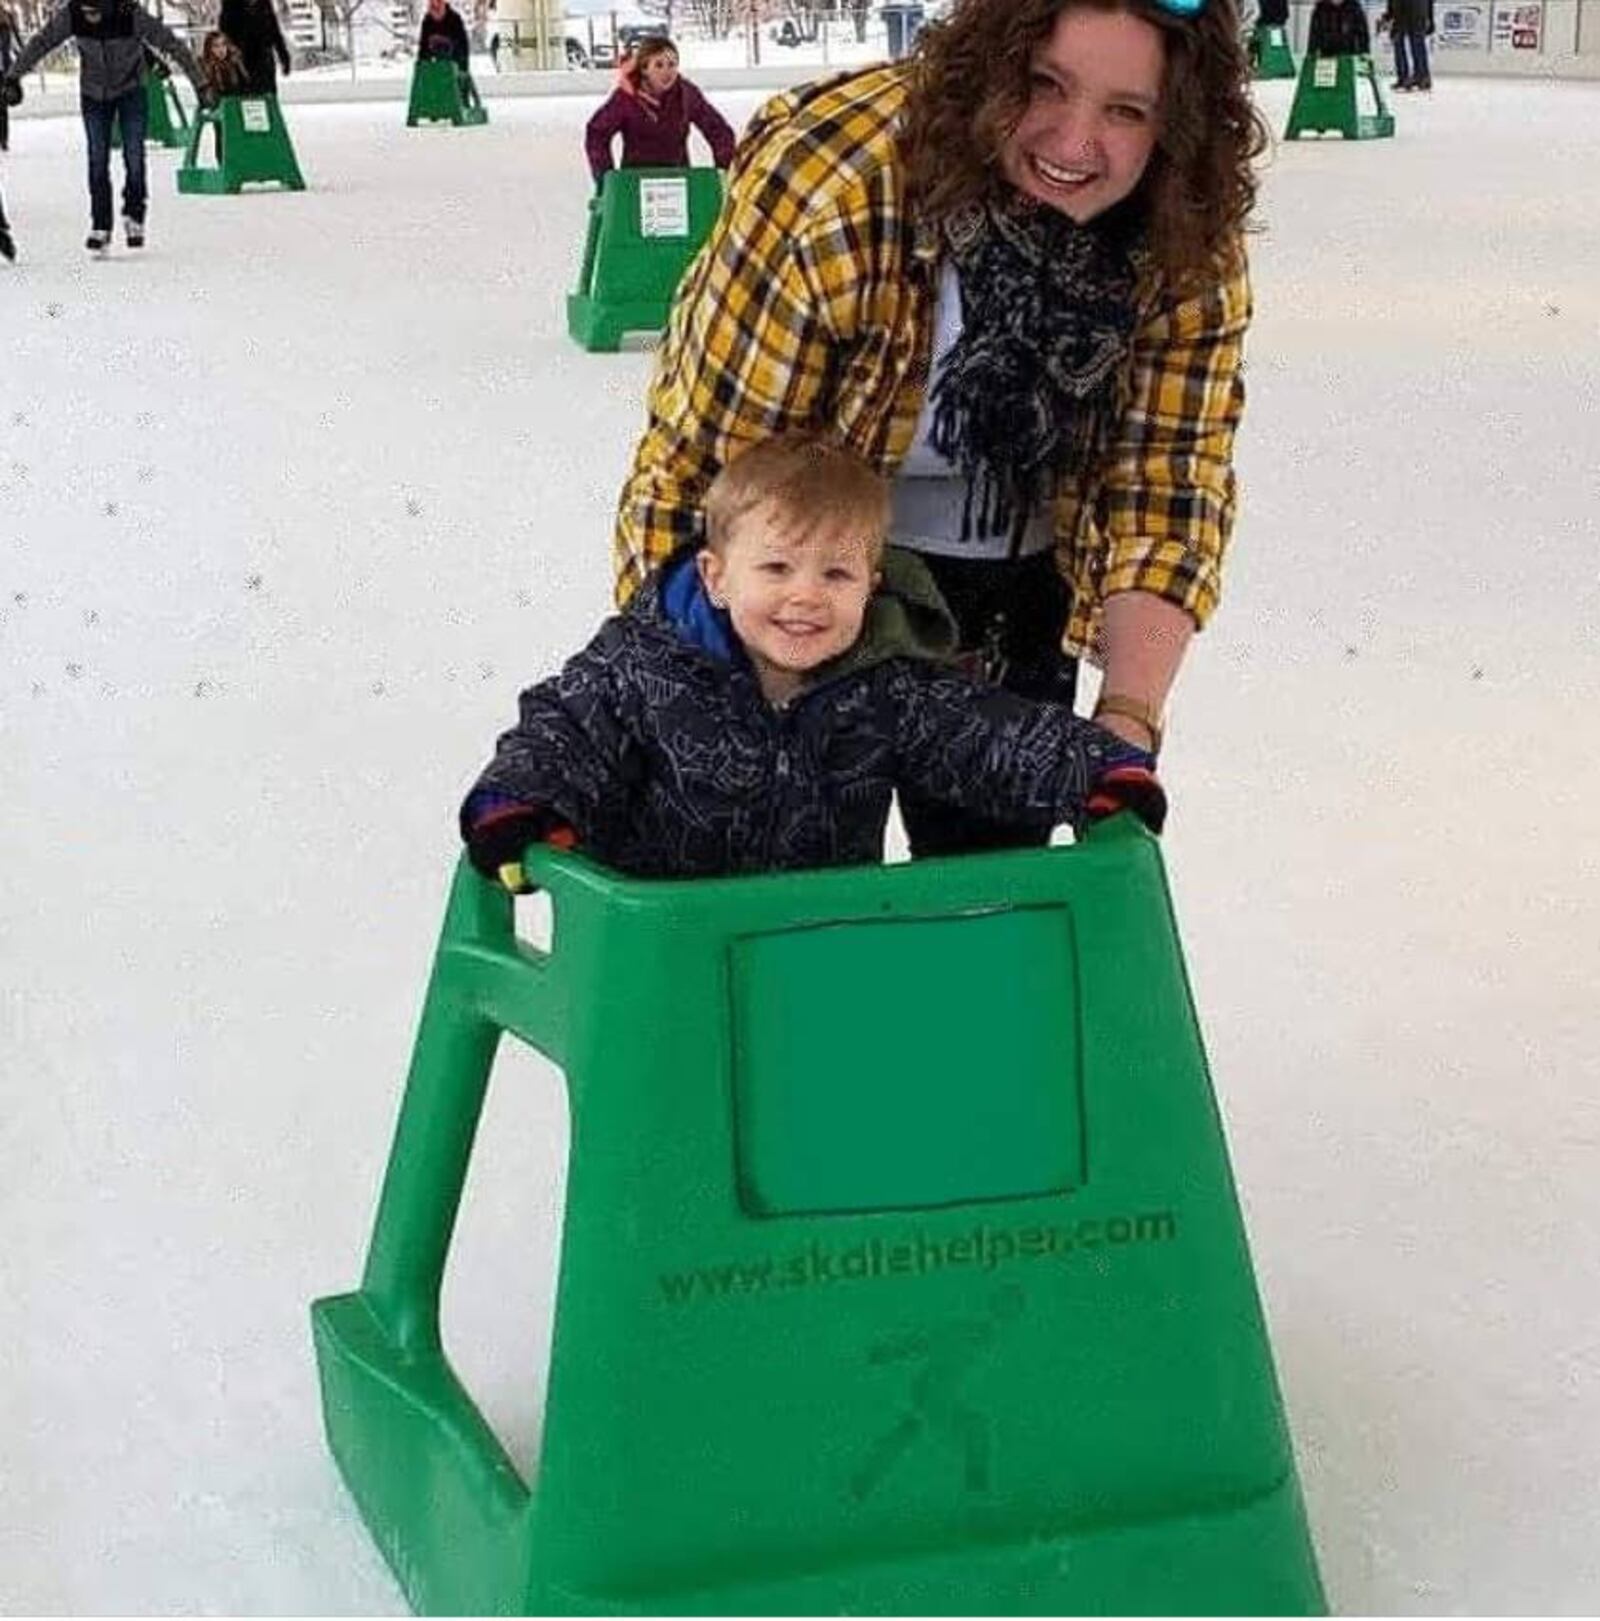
[3,74,1599,1614]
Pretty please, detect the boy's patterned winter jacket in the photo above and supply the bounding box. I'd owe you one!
[461,548,1139,881]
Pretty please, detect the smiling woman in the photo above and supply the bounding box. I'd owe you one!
[612,0,1268,857]
[907,0,1264,280]
[997,11,1167,228]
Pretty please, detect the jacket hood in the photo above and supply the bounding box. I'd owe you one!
[822,545,959,679]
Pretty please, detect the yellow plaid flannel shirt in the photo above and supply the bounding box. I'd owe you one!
[611,65,1251,662]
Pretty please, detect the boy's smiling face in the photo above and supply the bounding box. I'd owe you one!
[696,505,882,704]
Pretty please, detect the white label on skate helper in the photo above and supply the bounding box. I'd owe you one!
[241,99,270,132]
[638,177,690,238]
[1313,56,1338,86]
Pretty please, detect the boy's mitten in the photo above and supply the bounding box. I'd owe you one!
[2,77,23,107]
[1085,764,1168,835]
[462,794,578,892]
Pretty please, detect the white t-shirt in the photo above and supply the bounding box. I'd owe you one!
[889,262,1056,561]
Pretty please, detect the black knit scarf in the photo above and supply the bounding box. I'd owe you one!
[929,198,1140,550]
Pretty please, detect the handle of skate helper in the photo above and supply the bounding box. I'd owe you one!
[492,825,578,896]
[450,839,592,1090]
[359,851,579,1351]
[1078,801,1165,848]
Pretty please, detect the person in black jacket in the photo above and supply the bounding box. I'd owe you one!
[0,13,14,259]
[1379,0,1433,88]
[1307,0,1371,54]
[0,1,18,153]
[1248,0,1290,65]
[0,6,15,258]
[218,0,289,96]
[3,0,206,253]
[462,436,1164,889]
[416,0,480,108]
[0,112,12,260]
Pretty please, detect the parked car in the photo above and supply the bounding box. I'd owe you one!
[494,30,598,65]
[571,25,663,68]
[616,20,670,52]
[295,43,352,69]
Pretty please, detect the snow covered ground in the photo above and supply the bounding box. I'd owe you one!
[3,75,1599,1615]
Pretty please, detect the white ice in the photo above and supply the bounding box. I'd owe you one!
[3,75,1599,1615]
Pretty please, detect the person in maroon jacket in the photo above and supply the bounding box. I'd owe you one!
[583,36,735,186]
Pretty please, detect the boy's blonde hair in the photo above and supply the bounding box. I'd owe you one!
[704,434,891,560]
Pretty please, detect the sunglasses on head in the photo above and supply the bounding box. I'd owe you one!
[1152,0,1207,15]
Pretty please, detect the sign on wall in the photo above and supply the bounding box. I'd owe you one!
[286,0,320,47]
[1491,0,1544,46]
[1436,2,1490,47]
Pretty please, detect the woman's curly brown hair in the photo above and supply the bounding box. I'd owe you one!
[901,0,1268,288]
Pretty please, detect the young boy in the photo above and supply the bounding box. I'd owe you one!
[462,436,1164,888]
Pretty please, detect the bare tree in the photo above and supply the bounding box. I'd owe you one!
[9,0,69,34]
[671,0,738,39]
[310,0,372,71]
[765,0,877,49]
[168,0,223,23]
[9,0,58,34]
